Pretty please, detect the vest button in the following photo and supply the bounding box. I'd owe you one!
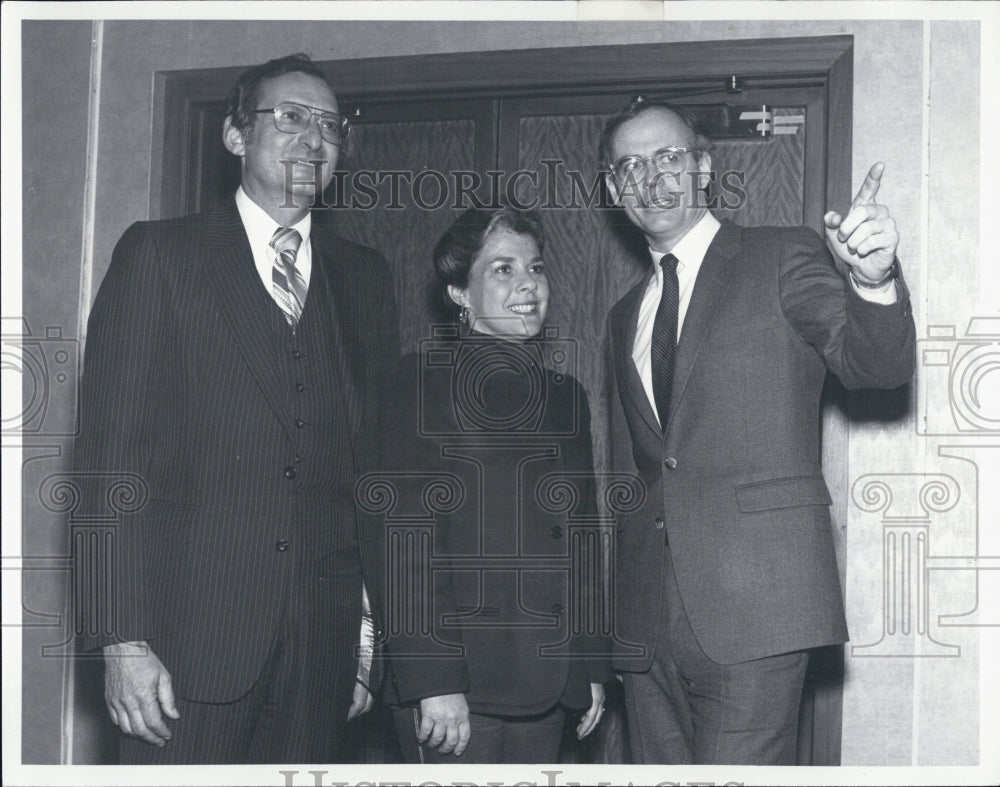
[283,466,297,479]
[295,383,305,393]
[664,457,678,469]
[550,526,563,539]
[292,350,302,360]
[655,517,665,529]
[276,539,290,552]
[295,418,305,428]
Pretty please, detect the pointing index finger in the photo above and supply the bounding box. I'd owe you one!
[851,161,885,207]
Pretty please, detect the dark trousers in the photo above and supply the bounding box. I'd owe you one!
[623,550,808,765]
[391,704,566,764]
[120,566,361,764]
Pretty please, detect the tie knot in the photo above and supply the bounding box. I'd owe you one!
[270,226,302,258]
[660,253,679,273]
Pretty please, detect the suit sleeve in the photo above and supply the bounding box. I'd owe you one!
[74,223,168,651]
[604,311,639,479]
[778,227,916,389]
[564,384,612,685]
[378,355,471,705]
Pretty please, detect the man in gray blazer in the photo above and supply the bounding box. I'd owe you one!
[601,99,915,764]
[75,54,398,763]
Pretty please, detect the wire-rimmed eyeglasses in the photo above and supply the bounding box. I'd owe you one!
[252,102,351,145]
[609,146,702,184]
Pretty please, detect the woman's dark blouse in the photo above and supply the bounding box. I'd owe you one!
[379,333,611,717]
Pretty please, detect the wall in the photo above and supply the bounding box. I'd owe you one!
[19,19,95,766]
[18,16,985,769]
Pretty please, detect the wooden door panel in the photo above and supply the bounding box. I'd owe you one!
[323,111,486,355]
[711,107,807,227]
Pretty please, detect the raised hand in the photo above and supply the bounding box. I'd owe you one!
[823,161,899,283]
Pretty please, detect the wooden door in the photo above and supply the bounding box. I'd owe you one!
[320,97,496,354]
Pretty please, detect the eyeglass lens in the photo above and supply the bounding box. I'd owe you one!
[273,103,349,143]
[614,148,692,182]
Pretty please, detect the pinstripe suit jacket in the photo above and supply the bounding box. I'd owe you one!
[75,199,398,702]
[607,221,915,670]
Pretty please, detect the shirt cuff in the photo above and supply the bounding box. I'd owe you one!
[355,583,374,690]
[849,273,899,305]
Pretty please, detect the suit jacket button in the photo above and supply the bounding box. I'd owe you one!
[295,383,305,393]
[295,418,305,428]
[284,466,297,479]
[655,517,664,529]
[664,457,678,469]
[292,350,302,360]
[550,526,563,539]
[276,539,290,552]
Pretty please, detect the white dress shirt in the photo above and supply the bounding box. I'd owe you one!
[632,211,898,425]
[632,212,721,425]
[235,186,313,299]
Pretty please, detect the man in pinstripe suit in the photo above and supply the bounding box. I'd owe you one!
[75,54,398,763]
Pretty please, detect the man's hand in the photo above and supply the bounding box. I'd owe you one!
[576,682,607,739]
[824,161,900,282]
[418,692,471,756]
[347,680,374,720]
[103,641,179,746]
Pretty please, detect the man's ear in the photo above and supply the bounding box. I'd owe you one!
[604,172,621,205]
[694,151,713,191]
[446,284,468,309]
[223,117,246,157]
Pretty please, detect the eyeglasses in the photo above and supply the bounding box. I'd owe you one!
[609,146,701,184]
[252,102,351,145]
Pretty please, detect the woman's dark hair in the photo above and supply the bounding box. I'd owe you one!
[224,53,328,144]
[433,207,546,320]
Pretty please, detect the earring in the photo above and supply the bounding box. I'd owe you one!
[459,306,469,325]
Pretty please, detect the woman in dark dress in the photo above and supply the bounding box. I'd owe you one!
[379,207,609,763]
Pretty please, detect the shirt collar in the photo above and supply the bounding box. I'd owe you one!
[647,211,721,286]
[235,185,312,251]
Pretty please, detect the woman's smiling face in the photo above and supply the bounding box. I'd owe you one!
[448,228,549,342]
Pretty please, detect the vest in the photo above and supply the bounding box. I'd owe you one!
[268,253,360,571]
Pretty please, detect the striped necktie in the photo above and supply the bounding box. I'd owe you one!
[650,253,679,431]
[269,227,307,329]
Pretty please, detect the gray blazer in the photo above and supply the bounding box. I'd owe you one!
[607,220,915,669]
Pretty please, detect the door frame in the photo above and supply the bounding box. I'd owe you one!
[153,36,852,222]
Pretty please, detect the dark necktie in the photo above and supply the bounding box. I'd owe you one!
[650,253,679,431]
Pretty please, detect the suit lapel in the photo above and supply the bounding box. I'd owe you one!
[665,220,741,432]
[201,200,297,443]
[617,277,661,437]
[312,229,364,443]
